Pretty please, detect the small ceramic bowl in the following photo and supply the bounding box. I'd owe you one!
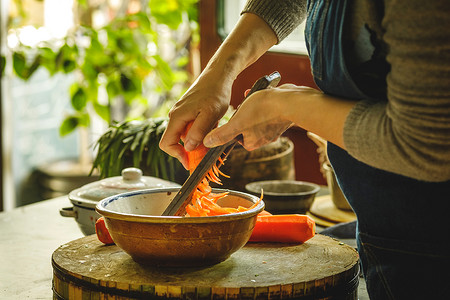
[96,187,264,267]
[245,180,320,214]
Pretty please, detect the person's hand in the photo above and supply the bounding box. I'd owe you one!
[159,13,278,169]
[203,83,355,152]
[203,85,296,151]
[159,72,233,169]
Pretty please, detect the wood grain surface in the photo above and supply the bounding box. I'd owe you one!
[52,234,359,299]
[309,195,356,224]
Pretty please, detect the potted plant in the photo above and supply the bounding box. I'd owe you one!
[90,117,188,184]
[8,0,198,136]
[2,0,199,194]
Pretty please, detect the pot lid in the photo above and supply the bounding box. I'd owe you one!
[68,167,180,208]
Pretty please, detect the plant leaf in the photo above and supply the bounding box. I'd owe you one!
[131,130,143,151]
[120,73,137,93]
[59,116,78,136]
[152,55,174,91]
[39,47,57,75]
[13,52,27,79]
[63,59,76,73]
[92,102,110,123]
[22,55,41,79]
[71,87,87,111]
[0,55,5,76]
[106,79,120,99]
[149,0,183,29]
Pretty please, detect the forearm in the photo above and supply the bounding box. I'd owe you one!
[280,87,356,149]
[203,85,356,152]
[200,13,277,87]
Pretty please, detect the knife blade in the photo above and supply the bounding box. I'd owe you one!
[162,71,281,216]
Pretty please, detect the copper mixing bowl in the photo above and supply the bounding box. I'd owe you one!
[96,187,264,267]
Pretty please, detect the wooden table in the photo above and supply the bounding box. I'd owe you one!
[0,196,82,298]
[0,196,368,299]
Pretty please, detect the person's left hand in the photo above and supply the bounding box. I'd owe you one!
[203,85,295,151]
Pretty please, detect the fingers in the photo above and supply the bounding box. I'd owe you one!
[204,119,290,151]
[159,118,191,170]
[159,137,189,170]
[204,88,294,150]
[203,122,238,148]
[160,99,227,169]
[184,112,219,151]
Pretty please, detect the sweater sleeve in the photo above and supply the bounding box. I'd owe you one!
[343,0,450,182]
[241,0,307,43]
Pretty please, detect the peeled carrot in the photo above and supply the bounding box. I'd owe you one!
[186,143,209,172]
[181,122,209,173]
[181,121,264,217]
[258,210,273,216]
[248,214,315,243]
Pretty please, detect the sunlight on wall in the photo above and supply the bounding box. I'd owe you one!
[7,0,74,48]
[44,0,74,38]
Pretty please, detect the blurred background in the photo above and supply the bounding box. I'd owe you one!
[0,0,324,212]
[0,0,199,210]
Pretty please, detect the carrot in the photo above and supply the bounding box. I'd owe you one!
[181,122,209,173]
[258,210,273,216]
[181,121,263,217]
[187,143,209,172]
[248,214,315,244]
[95,217,115,245]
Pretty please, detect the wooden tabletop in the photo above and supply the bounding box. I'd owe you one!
[0,196,83,298]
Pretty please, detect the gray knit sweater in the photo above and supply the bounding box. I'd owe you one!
[242,0,450,182]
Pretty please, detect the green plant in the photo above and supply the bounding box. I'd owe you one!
[91,117,187,183]
[0,55,5,75]
[7,0,198,136]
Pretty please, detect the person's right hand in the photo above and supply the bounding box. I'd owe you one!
[159,71,233,170]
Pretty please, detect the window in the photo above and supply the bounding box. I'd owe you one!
[218,0,307,55]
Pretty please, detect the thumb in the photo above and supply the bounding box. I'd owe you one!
[203,123,237,148]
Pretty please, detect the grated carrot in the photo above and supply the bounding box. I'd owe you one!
[182,122,262,217]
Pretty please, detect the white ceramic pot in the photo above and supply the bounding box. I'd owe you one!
[60,167,180,235]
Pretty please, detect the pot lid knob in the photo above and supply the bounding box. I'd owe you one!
[122,167,143,182]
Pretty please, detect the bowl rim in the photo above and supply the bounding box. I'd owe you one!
[95,187,264,223]
[245,180,321,196]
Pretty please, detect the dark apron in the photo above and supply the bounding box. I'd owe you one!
[305,1,450,299]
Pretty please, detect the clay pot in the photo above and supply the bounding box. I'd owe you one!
[213,137,295,192]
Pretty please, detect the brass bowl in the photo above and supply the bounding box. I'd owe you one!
[96,187,264,267]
